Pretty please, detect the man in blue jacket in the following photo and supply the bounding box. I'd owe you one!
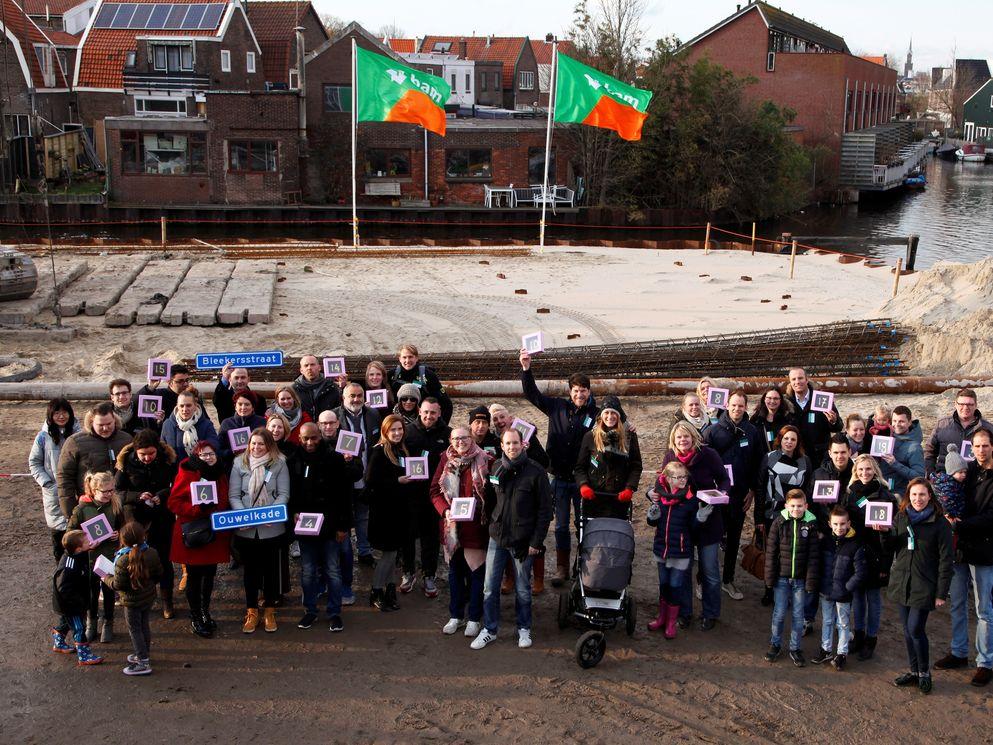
[879,405,925,497]
[519,348,597,587]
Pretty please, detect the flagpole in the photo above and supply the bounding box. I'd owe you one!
[351,38,359,247]
[539,41,557,250]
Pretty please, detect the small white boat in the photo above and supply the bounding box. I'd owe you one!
[956,143,987,162]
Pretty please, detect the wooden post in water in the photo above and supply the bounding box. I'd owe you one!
[789,239,798,279]
[905,234,919,271]
[160,216,167,247]
[750,222,756,255]
[892,257,904,297]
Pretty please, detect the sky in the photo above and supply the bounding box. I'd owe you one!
[311,0,985,74]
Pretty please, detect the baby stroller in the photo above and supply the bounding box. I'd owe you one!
[557,497,636,668]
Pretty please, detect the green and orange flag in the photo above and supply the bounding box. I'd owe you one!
[554,52,652,141]
[356,47,451,136]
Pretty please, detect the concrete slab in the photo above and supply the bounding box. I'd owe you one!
[161,261,235,326]
[0,261,88,326]
[105,259,191,327]
[216,261,278,325]
[59,256,151,316]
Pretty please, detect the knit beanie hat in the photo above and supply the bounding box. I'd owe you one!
[468,405,491,424]
[599,395,627,423]
[397,383,421,402]
[945,443,969,475]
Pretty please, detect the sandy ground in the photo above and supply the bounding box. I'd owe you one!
[4,247,992,742]
[7,247,892,380]
[4,391,993,743]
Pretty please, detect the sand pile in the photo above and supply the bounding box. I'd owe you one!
[880,257,993,376]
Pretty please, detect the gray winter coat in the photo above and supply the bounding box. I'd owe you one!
[228,454,291,539]
[880,421,925,497]
[55,410,132,518]
[28,421,81,530]
[924,410,992,474]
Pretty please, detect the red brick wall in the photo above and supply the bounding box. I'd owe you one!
[512,40,539,109]
[105,126,212,203]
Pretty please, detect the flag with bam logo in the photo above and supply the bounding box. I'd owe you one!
[356,46,452,136]
[553,52,652,141]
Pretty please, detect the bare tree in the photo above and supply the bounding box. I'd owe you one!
[377,22,406,41]
[320,13,347,38]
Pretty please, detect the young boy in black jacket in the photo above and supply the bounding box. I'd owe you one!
[812,506,867,670]
[764,489,821,667]
[51,530,103,666]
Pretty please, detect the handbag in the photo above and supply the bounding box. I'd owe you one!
[740,530,765,582]
[182,517,215,548]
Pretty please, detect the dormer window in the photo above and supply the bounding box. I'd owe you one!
[125,50,136,67]
[151,43,193,72]
[33,44,56,87]
[432,41,451,53]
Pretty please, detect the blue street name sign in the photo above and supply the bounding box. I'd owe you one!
[195,350,284,369]
[211,504,288,531]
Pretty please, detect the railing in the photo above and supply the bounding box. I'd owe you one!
[123,69,210,92]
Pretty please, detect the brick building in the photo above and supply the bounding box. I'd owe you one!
[244,0,326,89]
[681,1,898,185]
[418,35,539,110]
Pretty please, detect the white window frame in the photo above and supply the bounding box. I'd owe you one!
[450,72,456,90]
[465,72,471,93]
[246,51,256,74]
[151,43,193,72]
[34,44,56,87]
[989,94,993,109]
[519,70,534,90]
[979,127,988,138]
[767,52,776,72]
[134,95,188,117]
[220,49,231,72]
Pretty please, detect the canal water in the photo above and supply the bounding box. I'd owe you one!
[762,157,993,268]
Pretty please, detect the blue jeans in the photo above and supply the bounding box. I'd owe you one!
[852,586,882,636]
[657,562,687,604]
[299,537,343,616]
[819,597,852,654]
[804,586,819,624]
[770,577,806,651]
[552,477,580,552]
[354,498,371,557]
[482,539,535,633]
[339,533,354,593]
[676,542,722,620]
[449,548,485,622]
[897,604,931,673]
[950,563,993,667]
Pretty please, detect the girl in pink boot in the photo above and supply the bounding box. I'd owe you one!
[647,462,696,639]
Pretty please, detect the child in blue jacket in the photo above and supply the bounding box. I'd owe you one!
[646,462,696,639]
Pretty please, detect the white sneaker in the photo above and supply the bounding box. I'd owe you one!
[289,541,301,559]
[722,582,744,601]
[695,583,703,600]
[470,629,497,650]
[442,618,464,635]
[464,621,481,638]
[399,573,415,594]
[518,628,532,649]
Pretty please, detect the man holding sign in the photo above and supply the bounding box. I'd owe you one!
[786,368,841,468]
[214,362,267,423]
[333,383,381,571]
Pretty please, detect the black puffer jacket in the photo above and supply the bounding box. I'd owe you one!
[808,458,853,533]
[764,509,821,592]
[287,445,354,539]
[52,549,90,616]
[887,507,954,609]
[702,411,764,500]
[364,445,415,552]
[292,375,342,421]
[574,426,642,494]
[388,363,453,423]
[958,461,993,565]
[114,441,178,525]
[487,454,553,558]
[788,387,842,463]
[820,528,866,602]
[521,368,598,480]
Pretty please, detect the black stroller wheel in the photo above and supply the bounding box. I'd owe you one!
[557,592,571,630]
[624,594,637,637]
[575,630,606,669]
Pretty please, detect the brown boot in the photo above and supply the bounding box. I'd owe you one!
[500,564,514,595]
[161,588,175,620]
[531,554,545,595]
[263,607,277,633]
[552,549,570,588]
[242,608,260,634]
[178,564,188,592]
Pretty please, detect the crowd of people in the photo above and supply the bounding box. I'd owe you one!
[34,349,993,692]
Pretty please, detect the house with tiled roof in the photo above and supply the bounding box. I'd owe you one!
[0,0,75,157]
[530,38,574,106]
[418,35,538,110]
[23,0,95,34]
[244,0,326,88]
[384,37,415,54]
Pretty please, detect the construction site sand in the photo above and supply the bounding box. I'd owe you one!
[12,247,892,381]
[880,256,993,377]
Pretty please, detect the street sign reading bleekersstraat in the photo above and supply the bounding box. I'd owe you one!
[195,351,284,369]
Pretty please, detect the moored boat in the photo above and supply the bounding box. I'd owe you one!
[955,142,987,162]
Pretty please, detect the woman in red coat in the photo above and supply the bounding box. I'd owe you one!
[430,426,494,639]
[168,440,230,638]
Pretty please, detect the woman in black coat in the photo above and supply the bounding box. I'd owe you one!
[887,478,953,694]
[364,414,417,611]
[750,386,797,453]
[574,396,642,520]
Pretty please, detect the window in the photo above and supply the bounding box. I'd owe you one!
[220,49,230,72]
[450,73,456,91]
[432,41,451,53]
[56,50,69,75]
[323,84,351,112]
[289,69,298,89]
[465,73,471,93]
[34,44,55,86]
[120,131,206,175]
[135,96,187,116]
[246,51,255,73]
[228,140,277,172]
[425,67,433,75]
[766,52,775,72]
[528,147,555,184]
[445,148,492,180]
[481,73,487,92]
[125,50,136,67]
[980,127,989,138]
[364,148,411,177]
[989,95,993,109]
[519,70,534,90]
[494,72,500,90]
[151,43,192,72]
[4,114,30,137]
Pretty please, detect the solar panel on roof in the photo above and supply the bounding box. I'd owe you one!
[199,3,223,28]
[181,3,206,29]
[109,3,136,27]
[93,3,118,26]
[129,3,153,27]
[164,4,188,28]
[146,4,170,28]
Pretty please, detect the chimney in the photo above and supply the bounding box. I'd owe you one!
[486,35,492,47]
[459,39,467,58]
[736,3,740,10]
